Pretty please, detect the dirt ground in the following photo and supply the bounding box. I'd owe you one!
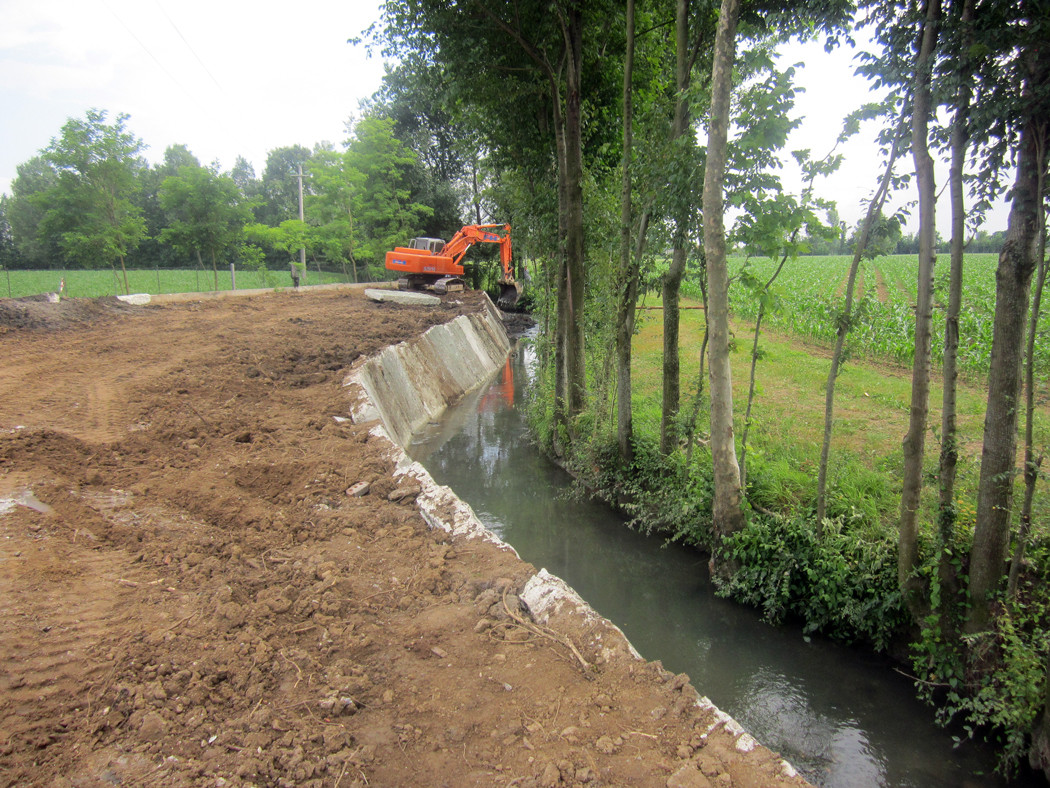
[0,287,807,788]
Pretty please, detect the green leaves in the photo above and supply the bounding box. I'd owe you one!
[35,110,147,274]
[158,164,251,275]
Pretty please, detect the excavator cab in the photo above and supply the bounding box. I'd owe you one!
[409,237,445,254]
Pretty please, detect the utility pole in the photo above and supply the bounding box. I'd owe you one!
[297,164,307,285]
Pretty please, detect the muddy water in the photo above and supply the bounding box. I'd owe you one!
[408,340,1037,788]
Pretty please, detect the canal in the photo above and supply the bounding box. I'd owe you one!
[408,337,1034,788]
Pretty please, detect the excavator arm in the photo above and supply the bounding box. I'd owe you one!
[442,224,514,282]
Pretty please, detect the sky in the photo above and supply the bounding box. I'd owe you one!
[1,0,1008,237]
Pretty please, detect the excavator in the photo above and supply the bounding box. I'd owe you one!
[384,223,523,309]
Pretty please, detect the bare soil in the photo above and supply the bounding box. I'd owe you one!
[0,287,806,788]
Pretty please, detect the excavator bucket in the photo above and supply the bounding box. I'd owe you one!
[497,278,523,310]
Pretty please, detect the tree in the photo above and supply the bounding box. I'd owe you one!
[36,110,147,291]
[0,195,22,270]
[817,119,907,524]
[967,16,1050,634]
[306,148,364,281]
[257,145,313,226]
[898,0,941,601]
[375,0,613,439]
[934,0,975,631]
[7,156,60,269]
[660,0,714,455]
[616,0,641,464]
[342,115,433,272]
[702,0,745,545]
[159,164,251,290]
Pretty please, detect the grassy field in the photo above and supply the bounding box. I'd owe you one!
[724,253,1047,380]
[628,293,1049,534]
[0,267,355,299]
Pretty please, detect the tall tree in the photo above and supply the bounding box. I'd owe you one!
[342,115,433,271]
[159,165,251,290]
[935,0,975,628]
[967,19,1050,633]
[660,0,708,455]
[7,156,61,269]
[375,0,613,438]
[817,121,906,524]
[616,0,640,464]
[257,145,313,226]
[702,0,745,545]
[898,0,942,601]
[37,110,147,292]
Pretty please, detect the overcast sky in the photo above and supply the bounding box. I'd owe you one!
[1,1,1007,237]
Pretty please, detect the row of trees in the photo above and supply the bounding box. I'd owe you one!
[0,0,1044,772]
[367,0,1048,774]
[0,110,462,289]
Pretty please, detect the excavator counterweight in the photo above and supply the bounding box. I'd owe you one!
[384,223,522,309]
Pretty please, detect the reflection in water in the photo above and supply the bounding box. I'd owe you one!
[408,339,1034,788]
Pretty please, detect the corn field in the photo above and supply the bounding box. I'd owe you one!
[728,253,1049,380]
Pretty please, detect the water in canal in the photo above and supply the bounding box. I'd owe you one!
[407,338,1038,788]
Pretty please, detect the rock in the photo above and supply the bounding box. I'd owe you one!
[347,481,370,497]
[138,711,167,741]
[116,293,151,305]
[666,764,712,788]
[539,762,561,787]
[595,735,618,755]
[387,484,421,503]
[364,289,441,307]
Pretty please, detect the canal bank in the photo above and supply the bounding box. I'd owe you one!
[409,332,1041,788]
[346,296,811,786]
[1,289,808,787]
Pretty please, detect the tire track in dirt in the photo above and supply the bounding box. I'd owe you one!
[0,507,145,756]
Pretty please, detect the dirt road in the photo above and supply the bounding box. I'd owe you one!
[0,288,805,787]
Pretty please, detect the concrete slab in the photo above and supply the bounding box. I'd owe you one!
[364,288,441,306]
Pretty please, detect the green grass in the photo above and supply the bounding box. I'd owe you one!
[628,293,1049,533]
[0,267,353,300]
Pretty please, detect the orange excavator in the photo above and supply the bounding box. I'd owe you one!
[384,223,522,309]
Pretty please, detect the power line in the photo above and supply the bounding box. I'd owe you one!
[98,0,197,104]
[153,0,227,96]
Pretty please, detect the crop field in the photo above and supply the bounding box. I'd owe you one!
[725,253,1047,380]
[0,267,352,300]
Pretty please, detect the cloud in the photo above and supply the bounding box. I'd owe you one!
[1,0,388,190]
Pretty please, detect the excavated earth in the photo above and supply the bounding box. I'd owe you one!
[0,287,809,788]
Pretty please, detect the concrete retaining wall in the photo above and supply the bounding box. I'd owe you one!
[345,295,510,447]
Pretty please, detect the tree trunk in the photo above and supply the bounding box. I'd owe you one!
[683,286,709,470]
[552,87,570,442]
[966,37,1050,634]
[563,7,586,424]
[1008,239,1046,597]
[616,0,638,465]
[816,128,905,524]
[740,243,792,491]
[937,0,973,627]
[660,0,693,456]
[898,0,940,606]
[118,255,130,296]
[702,0,744,544]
